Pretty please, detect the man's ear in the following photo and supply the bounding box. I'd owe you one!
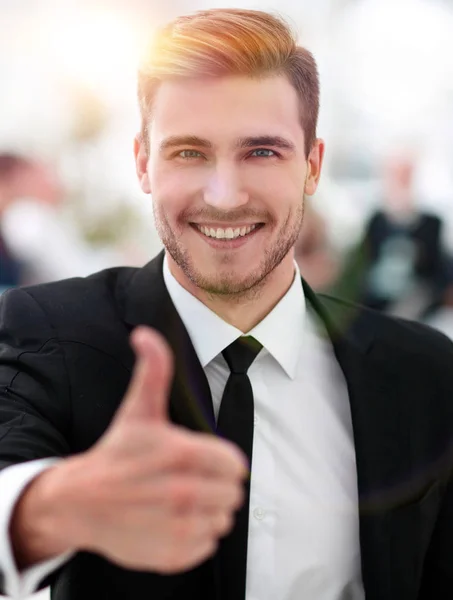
[134,134,151,194]
[304,139,325,197]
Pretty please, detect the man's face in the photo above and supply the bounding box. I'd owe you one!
[135,74,323,295]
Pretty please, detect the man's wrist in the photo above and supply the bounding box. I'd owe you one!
[9,458,86,570]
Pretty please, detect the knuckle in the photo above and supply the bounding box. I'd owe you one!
[168,439,199,469]
[179,441,202,468]
[166,480,198,509]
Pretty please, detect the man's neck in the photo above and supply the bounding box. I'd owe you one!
[167,254,296,333]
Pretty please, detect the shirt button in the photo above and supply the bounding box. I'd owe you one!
[254,414,260,425]
[253,507,266,521]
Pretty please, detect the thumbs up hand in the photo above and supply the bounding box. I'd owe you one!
[45,327,247,573]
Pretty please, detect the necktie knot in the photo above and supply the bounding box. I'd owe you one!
[222,336,262,375]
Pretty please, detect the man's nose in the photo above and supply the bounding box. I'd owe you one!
[203,166,249,209]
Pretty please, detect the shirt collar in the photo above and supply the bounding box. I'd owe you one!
[163,255,306,379]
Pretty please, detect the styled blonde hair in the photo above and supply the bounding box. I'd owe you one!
[138,9,319,157]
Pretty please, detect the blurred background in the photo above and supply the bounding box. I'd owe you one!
[1,0,453,597]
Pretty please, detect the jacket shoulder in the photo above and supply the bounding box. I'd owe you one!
[319,292,453,366]
[1,266,139,341]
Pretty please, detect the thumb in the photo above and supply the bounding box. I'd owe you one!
[116,326,173,424]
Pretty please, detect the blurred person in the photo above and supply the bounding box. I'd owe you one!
[294,199,338,291]
[0,9,453,600]
[346,151,449,319]
[0,154,43,292]
[0,153,126,286]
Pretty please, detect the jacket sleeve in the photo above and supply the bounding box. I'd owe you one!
[0,287,73,594]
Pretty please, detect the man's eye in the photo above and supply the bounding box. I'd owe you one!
[178,150,202,159]
[251,149,276,158]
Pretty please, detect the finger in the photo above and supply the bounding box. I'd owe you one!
[184,537,218,566]
[158,536,219,574]
[160,432,249,480]
[148,475,244,512]
[169,512,232,545]
[116,327,173,424]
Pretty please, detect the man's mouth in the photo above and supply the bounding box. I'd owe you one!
[192,223,262,240]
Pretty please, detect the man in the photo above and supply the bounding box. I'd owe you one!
[336,151,449,320]
[0,152,124,288]
[0,154,45,291]
[1,8,453,600]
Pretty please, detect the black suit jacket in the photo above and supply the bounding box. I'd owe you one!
[1,251,453,600]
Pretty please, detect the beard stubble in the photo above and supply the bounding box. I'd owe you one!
[153,201,305,300]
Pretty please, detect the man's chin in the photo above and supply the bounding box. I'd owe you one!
[188,267,267,297]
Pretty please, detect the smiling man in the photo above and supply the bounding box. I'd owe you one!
[137,69,322,329]
[1,8,453,600]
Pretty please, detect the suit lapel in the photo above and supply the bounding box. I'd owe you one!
[304,282,410,599]
[328,338,397,600]
[122,251,215,433]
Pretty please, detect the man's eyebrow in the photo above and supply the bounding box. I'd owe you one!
[235,136,296,152]
[159,136,213,152]
[158,134,296,153]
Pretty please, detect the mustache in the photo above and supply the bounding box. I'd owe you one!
[180,207,271,223]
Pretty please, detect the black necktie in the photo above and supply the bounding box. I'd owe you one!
[216,336,262,600]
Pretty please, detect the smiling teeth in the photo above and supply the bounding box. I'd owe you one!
[198,225,257,239]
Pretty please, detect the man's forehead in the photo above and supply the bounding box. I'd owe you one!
[148,75,304,148]
[151,74,301,119]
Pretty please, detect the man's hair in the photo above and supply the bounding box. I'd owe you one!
[137,9,319,157]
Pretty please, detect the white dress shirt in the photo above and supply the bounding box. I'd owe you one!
[164,258,364,600]
[0,257,365,599]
